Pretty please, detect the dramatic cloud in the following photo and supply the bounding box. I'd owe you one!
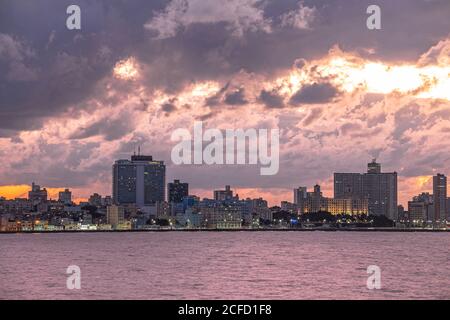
[289,82,339,105]
[224,87,248,105]
[280,2,316,30]
[0,33,37,81]
[258,89,285,109]
[144,0,272,39]
[161,100,178,115]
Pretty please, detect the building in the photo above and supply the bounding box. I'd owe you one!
[102,196,113,207]
[28,182,48,204]
[408,193,433,225]
[368,160,381,174]
[0,216,8,232]
[0,198,33,214]
[213,185,234,201]
[243,198,272,222]
[433,173,447,223]
[293,187,307,207]
[58,189,72,205]
[299,185,368,215]
[325,198,368,215]
[281,201,297,214]
[176,210,203,228]
[333,173,364,199]
[334,160,398,220]
[447,198,450,220]
[88,193,102,207]
[113,154,166,207]
[87,193,112,207]
[155,201,171,217]
[397,205,407,222]
[200,206,242,229]
[107,205,125,228]
[182,195,200,211]
[408,201,425,224]
[168,180,189,203]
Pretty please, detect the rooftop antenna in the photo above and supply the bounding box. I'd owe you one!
[138,145,141,156]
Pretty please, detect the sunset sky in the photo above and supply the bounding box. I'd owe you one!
[0,0,449,206]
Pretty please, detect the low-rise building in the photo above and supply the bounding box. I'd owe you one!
[107,205,125,229]
[298,185,368,216]
[200,206,242,229]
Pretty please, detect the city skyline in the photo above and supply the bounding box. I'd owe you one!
[0,154,448,210]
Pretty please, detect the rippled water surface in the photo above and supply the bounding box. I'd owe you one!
[0,232,449,299]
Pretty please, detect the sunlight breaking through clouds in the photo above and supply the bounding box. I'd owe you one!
[113,57,139,81]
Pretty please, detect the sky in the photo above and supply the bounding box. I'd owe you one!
[0,0,449,206]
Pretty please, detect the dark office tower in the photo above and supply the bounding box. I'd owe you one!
[364,162,398,220]
[293,187,307,205]
[214,185,233,201]
[112,155,166,207]
[334,173,364,199]
[334,160,398,220]
[447,197,450,220]
[433,174,447,223]
[168,180,189,203]
[58,189,72,205]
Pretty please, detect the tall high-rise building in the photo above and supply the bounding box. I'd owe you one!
[334,160,398,220]
[433,173,447,223]
[293,187,307,205]
[58,189,72,205]
[447,197,450,220]
[168,180,189,203]
[334,173,364,199]
[112,155,166,207]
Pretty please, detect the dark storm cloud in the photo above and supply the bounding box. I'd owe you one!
[289,82,338,105]
[1,0,449,133]
[0,128,16,138]
[224,88,248,106]
[258,89,285,109]
[131,0,450,97]
[161,102,177,115]
[0,0,165,133]
[204,82,230,107]
[5,140,107,187]
[69,113,133,141]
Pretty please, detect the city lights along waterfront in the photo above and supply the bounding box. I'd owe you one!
[0,158,449,232]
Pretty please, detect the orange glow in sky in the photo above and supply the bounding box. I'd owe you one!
[280,54,450,101]
[0,185,86,204]
[113,57,139,80]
